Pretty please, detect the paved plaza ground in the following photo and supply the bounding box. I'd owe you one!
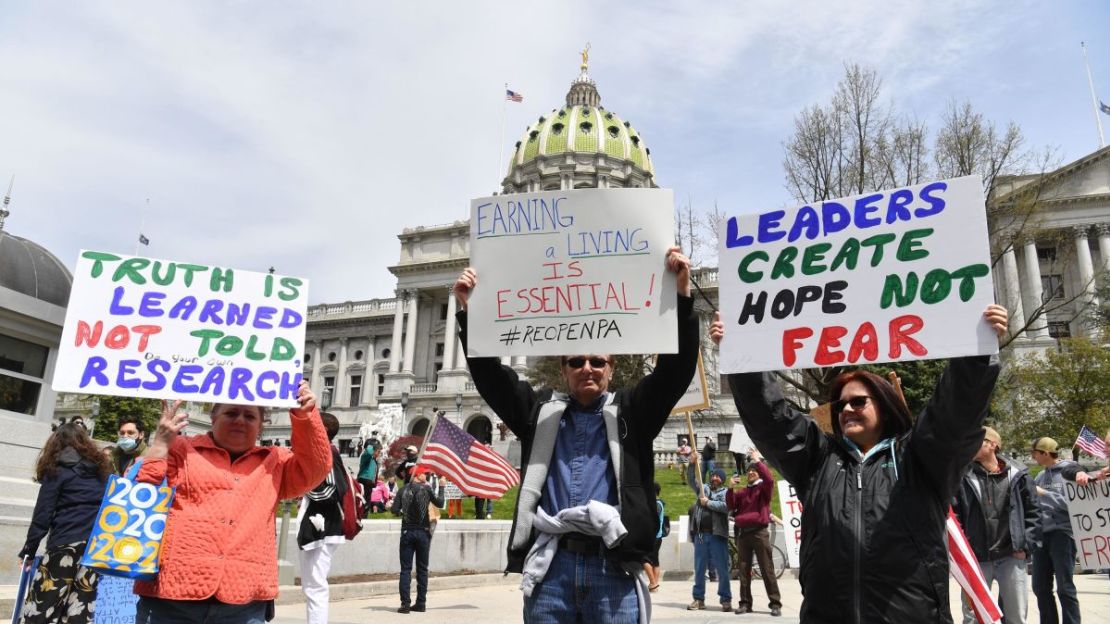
[273,571,1110,623]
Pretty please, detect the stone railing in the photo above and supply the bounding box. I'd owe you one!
[411,383,438,395]
[307,298,398,318]
[464,382,477,392]
[691,266,719,285]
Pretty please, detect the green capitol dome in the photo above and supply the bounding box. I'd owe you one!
[502,51,656,193]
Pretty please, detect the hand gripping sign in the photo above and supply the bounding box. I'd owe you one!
[81,460,174,581]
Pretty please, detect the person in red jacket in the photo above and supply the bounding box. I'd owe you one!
[725,449,782,616]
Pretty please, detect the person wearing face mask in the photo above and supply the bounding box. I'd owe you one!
[709,305,1008,624]
[451,246,698,624]
[110,415,148,475]
[132,380,332,624]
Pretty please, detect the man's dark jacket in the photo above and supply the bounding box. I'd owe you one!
[459,295,699,573]
[727,355,999,624]
[954,458,1041,562]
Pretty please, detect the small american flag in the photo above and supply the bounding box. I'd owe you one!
[417,414,519,499]
[1075,425,1107,459]
[505,89,524,103]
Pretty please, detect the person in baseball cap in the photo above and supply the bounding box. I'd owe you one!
[1030,434,1081,622]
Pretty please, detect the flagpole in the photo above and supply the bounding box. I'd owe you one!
[1082,41,1106,149]
[496,83,508,193]
[415,410,442,461]
[135,198,148,255]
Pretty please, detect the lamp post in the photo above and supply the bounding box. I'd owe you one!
[455,393,463,417]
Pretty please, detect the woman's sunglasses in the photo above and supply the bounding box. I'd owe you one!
[833,396,872,413]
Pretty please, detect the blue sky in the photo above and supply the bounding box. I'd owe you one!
[1,1,1107,303]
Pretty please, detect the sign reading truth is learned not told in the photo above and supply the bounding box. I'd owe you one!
[466,188,677,357]
[717,176,998,374]
[53,251,309,408]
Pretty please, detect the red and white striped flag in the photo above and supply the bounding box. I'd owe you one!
[947,508,1002,624]
[417,414,519,499]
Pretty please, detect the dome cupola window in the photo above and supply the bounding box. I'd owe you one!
[607,126,620,138]
[529,130,540,141]
[552,123,564,135]
[579,121,593,134]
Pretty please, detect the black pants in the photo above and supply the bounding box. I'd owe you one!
[399,529,431,607]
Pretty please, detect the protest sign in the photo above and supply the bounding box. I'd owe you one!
[717,176,997,373]
[728,423,755,455]
[93,575,138,624]
[670,351,710,414]
[777,481,803,569]
[467,188,677,356]
[1065,479,1110,570]
[53,251,308,407]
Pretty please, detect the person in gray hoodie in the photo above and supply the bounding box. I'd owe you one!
[686,463,733,612]
[1030,437,1080,624]
[954,426,1040,624]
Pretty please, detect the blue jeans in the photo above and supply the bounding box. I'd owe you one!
[399,528,431,607]
[693,532,731,603]
[961,555,1027,624]
[135,597,267,623]
[701,459,717,483]
[523,548,638,623]
[1032,531,1080,624]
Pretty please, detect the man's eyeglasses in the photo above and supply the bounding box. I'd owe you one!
[833,396,872,413]
[566,356,609,369]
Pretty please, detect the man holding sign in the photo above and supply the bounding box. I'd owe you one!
[452,245,697,624]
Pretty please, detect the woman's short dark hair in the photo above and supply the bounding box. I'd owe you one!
[320,412,340,441]
[828,370,913,441]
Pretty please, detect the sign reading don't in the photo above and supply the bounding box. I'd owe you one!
[466,188,677,357]
[53,251,309,407]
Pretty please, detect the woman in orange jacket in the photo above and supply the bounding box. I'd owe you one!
[134,380,332,624]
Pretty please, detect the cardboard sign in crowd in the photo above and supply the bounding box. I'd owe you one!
[53,251,309,408]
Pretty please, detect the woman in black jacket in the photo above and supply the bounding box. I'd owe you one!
[709,305,1007,623]
[18,422,111,624]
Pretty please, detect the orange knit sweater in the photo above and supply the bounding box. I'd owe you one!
[134,407,331,604]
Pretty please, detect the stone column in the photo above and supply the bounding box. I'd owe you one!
[443,289,458,371]
[1097,223,1110,274]
[1021,239,1047,338]
[389,293,404,373]
[402,290,419,374]
[1000,246,1024,338]
[500,356,512,367]
[1075,225,1097,299]
[334,338,348,407]
[309,342,322,391]
[512,355,527,369]
[454,334,466,370]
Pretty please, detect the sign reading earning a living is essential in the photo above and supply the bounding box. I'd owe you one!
[670,351,710,414]
[53,251,309,408]
[777,481,803,569]
[718,176,997,373]
[1066,479,1110,570]
[467,188,677,356]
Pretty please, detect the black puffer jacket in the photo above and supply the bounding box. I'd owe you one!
[20,448,107,558]
[728,355,999,624]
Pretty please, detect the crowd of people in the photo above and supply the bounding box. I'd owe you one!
[15,247,1109,624]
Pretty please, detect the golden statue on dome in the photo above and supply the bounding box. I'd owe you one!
[580,43,591,72]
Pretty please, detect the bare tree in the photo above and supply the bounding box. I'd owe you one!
[934,100,1025,193]
[675,196,703,267]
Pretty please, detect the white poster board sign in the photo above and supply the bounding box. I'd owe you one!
[728,423,755,455]
[671,351,710,414]
[718,176,997,373]
[1066,479,1110,570]
[53,251,309,407]
[467,188,677,356]
[777,481,803,569]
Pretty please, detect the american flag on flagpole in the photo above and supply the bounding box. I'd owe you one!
[1075,425,1107,459]
[947,508,1002,624]
[505,89,524,103]
[417,414,519,499]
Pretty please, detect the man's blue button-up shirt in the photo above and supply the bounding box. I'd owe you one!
[540,393,618,516]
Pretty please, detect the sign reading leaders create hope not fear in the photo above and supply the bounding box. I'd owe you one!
[53,251,309,408]
[717,176,998,374]
[466,188,678,357]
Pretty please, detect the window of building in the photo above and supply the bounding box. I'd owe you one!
[0,334,48,415]
[382,348,391,359]
[349,375,362,407]
[323,376,335,407]
[440,304,449,320]
[1041,274,1065,301]
[327,352,336,362]
[1048,321,1071,339]
[435,342,445,357]
[354,350,363,361]
[304,353,311,363]
[717,433,732,453]
[1037,247,1057,263]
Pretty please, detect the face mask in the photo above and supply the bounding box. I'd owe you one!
[117,438,139,452]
